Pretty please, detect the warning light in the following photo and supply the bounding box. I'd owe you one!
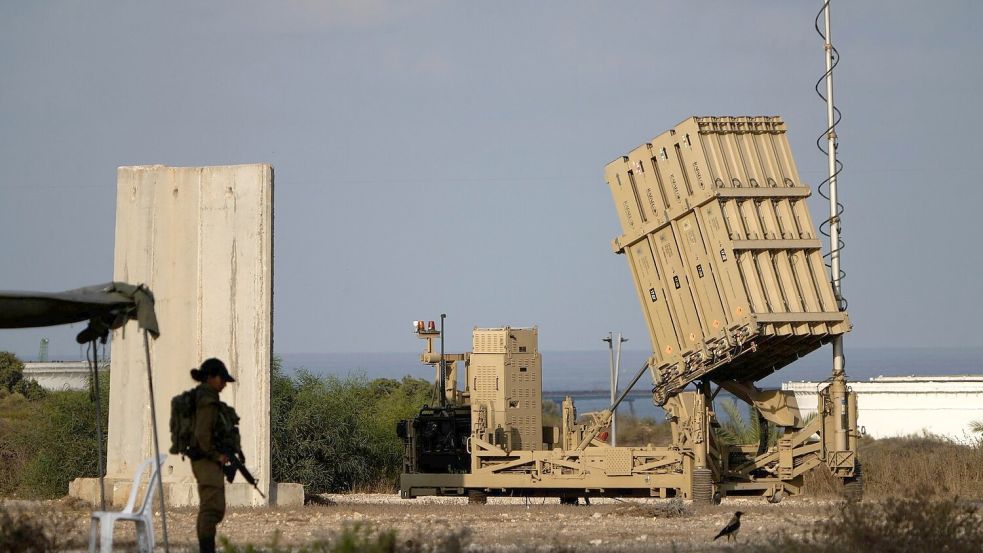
[428,320,436,331]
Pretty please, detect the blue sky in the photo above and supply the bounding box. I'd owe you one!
[1,1,981,359]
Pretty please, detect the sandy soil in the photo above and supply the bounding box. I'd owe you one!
[7,494,838,552]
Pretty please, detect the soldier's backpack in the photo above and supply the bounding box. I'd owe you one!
[169,387,199,457]
[215,402,242,454]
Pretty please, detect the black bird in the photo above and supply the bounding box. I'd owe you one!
[713,511,743,542]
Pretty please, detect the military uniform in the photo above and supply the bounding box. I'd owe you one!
[192,383,226,551]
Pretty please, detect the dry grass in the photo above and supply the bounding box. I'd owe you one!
[803,434,983,500]
[859,435,983,498]
[0,500,86,552]
[219,523,472,553]
[746,490,983,553]
[610,498,687,518]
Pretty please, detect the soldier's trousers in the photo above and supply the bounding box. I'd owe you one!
[192,459,226,545]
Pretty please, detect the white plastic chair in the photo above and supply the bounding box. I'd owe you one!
[88,454,167,553]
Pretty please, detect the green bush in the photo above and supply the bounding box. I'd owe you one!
[0,351,25,392]
[1,353,428,498]
[11,379,46,401]
[271,362,431,494]
[0,372,108,498]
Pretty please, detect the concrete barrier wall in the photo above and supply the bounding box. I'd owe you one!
[105,164,273,506]
[784,375,983,442]
[23,362,107,391]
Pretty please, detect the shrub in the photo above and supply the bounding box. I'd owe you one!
[11,379,46,401]
[271,362,431,494]
[0,372,108,498]
[0,351,25,392]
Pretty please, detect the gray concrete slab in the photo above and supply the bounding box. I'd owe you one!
[91,164,275,507]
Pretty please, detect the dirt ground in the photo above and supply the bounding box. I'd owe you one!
[9,494,840,552]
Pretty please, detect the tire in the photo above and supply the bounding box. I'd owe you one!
[842,463,864,503]
[559,496,578,506]
[692,468,715,504]
[467,490,488,505]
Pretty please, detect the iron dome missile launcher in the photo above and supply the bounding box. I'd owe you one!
[397,116,861,504]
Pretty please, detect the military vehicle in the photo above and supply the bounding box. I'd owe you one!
[397,116,860,504]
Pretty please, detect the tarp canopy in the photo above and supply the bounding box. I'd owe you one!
[0,280,166,543]
[0,282,159,342]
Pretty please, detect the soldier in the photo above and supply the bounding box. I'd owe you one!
[189,358,236,553]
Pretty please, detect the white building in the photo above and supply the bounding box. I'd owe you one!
[783,375,983,442]
[22,361,108,391]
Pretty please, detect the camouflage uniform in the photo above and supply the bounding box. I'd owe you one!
[192,384,226,552]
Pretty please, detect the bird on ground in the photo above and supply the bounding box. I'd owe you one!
[713,511,743,542]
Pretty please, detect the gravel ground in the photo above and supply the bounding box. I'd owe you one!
[5,494,837,552]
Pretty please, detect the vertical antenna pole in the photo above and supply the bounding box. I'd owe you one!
[613,334,627,447]
[603,333,614,443]
[439,314,446,407]
[822,0,848,453]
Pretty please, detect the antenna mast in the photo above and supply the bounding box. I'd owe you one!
[820,0,848,451]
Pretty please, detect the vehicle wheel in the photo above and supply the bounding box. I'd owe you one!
[767,489,784,504]
[559,496,578,506]
[842,463,864,503]
[712,491,722,505]
[467,490,488,505]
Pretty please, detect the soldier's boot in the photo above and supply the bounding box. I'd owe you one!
[199,535,216,553]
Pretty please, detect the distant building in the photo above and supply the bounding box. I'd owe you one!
[783,375,983,442]
[22,361,108,391]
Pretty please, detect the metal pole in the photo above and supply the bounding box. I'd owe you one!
[603,334,614,443]
[143,330,169,553]
[822,0,848,453]
[613,334,627,447]
[439,314,446,407]
[89,339,105,511]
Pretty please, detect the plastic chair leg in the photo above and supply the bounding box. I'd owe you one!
[143,518,156,553]
[88,518,98,553]
[135,518,156,553]
[99,519,115,553]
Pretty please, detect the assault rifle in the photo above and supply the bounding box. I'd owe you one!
[219,448,267,499]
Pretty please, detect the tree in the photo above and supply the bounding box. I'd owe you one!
[716,398,778,449]
[0,352,25,393]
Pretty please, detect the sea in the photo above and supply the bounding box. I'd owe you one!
[279,346,983,420]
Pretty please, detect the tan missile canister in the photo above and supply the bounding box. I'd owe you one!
[605,116,849,401]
